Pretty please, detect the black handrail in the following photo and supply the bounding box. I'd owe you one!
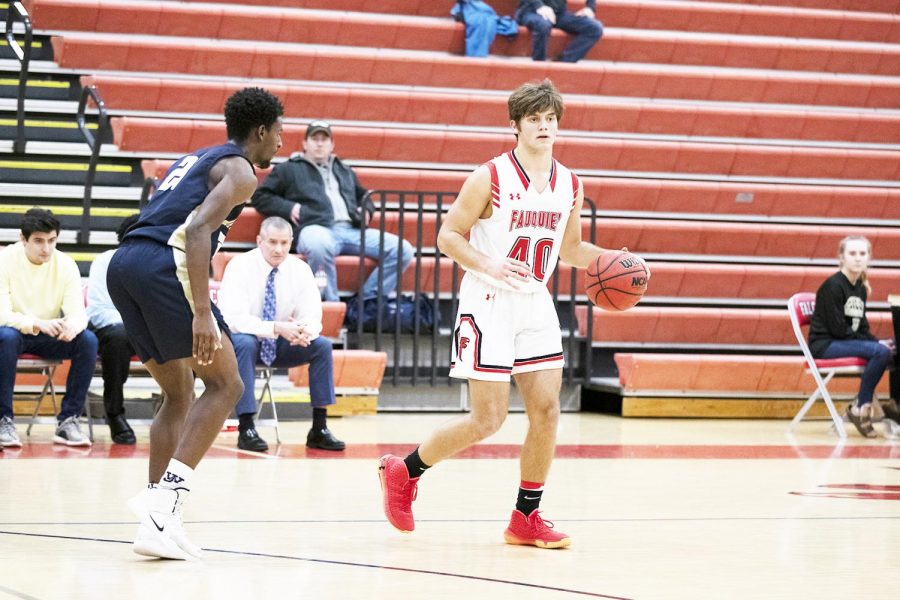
[76,85,110,244]
[139,177,158,211]
[5,1,32,154]
[583,197,598,385]
[356,190,599,388]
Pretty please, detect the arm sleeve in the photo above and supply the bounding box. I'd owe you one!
[292,261,323,340]
[816,280,854,340]
[60,261,88,334]
[251,165,295,223]
[217,260,276,338]
[0,261,34,333]
[586,0,597,11]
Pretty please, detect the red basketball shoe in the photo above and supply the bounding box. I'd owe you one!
[378,454,419,532]
[503,510,571,549]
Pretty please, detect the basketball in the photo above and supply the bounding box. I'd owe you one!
[585,250,649,311]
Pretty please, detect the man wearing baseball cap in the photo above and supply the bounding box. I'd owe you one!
[252,120,413,301]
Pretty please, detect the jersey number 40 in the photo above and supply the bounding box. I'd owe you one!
[507,236,554,282]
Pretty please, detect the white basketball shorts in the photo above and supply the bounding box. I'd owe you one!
[449,273,564,382]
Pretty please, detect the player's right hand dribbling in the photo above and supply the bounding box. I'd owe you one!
[192,313,221,366]
[485,257,531,289]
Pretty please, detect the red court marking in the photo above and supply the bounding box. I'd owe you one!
[3,443,900,460]
[789,491,900,501]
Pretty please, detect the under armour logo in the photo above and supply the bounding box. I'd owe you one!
[509,192,521,201]
[162,472,185,485]
[485,293,495,301]
[459,337,470,350]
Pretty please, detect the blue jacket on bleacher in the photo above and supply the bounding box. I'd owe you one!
[452,1,518,58]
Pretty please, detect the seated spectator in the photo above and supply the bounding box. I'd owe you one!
[516,0,602,63]
[0,208,97,447]
[217,216,345,452]
[252,120,414,302]
[808,235,899,437]
[86,214,140,445]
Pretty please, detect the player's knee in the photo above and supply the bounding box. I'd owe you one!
[531,400,560,427]
[471,409,506,440]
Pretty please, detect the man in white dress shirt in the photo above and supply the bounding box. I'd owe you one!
[217,216,345,452]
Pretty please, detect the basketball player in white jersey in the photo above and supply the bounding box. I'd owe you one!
[379,80,646,548]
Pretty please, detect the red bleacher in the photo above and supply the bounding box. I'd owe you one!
[25,0,899,416]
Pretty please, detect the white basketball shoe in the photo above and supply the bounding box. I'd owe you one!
[128,486,203,560]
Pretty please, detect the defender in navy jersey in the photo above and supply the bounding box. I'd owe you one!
[378,80,649,549]
[107,88,283,560]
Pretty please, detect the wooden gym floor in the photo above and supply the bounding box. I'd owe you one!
[1,413,898,600]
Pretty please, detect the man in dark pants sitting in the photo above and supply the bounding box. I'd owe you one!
[217,216,345,452]
[517,0,603,63]
[86,214,140,444]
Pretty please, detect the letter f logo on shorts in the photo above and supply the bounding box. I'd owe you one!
[458,336,470,359]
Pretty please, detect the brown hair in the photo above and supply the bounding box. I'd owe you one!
[508,79,565,125]
[838,235,872,295]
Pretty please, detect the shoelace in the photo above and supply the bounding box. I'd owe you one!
[390,478,418,510]
[527,511,555,533]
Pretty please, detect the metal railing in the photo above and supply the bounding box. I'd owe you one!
[5,1,32,154]
[76,85,110,244]
[352,190,599,387]
[139,177,158,211]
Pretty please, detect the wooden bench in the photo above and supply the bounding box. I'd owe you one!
[612,352,890,417]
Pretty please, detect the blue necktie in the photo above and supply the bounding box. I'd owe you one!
[260,267,278,366]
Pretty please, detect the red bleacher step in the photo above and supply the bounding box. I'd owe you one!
[89,76,900,144]
[577,305,894,345]
[51,35,900,109]
[115,118,900,180]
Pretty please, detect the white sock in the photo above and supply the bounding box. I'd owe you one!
[158,459,193,493]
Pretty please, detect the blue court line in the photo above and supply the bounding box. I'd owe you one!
[0,584,44,600]
[1,515,899,526]
[0,530,629,600]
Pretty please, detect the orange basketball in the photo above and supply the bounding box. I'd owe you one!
[585,251,648,311]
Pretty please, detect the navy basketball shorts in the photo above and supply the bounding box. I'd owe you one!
[107,238,230,364]
[449,272,564,382]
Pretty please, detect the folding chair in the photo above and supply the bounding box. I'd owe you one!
[17,354,61,435]
[787,293,866,438]
[254,365,281,444]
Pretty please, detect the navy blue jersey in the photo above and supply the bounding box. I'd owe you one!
[126,143,253,258]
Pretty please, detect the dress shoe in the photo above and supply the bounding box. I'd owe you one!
[881,398,900,423]
[238,427,269,452]
[107,414,136,445]
[306,427,345,451]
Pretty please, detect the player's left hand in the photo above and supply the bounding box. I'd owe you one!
[192,313,222,366]
[576,6,595,19]
[880,338,897,354]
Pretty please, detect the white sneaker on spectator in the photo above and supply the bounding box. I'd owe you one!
[128,486,200,560]
[0,416,21,447]
[53,416,91,446]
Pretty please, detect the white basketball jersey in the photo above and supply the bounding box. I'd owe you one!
[468,151,579,293]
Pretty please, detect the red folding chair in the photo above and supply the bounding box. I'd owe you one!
[787,293,866,438]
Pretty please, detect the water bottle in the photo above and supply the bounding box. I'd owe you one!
[315,268,328,296]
